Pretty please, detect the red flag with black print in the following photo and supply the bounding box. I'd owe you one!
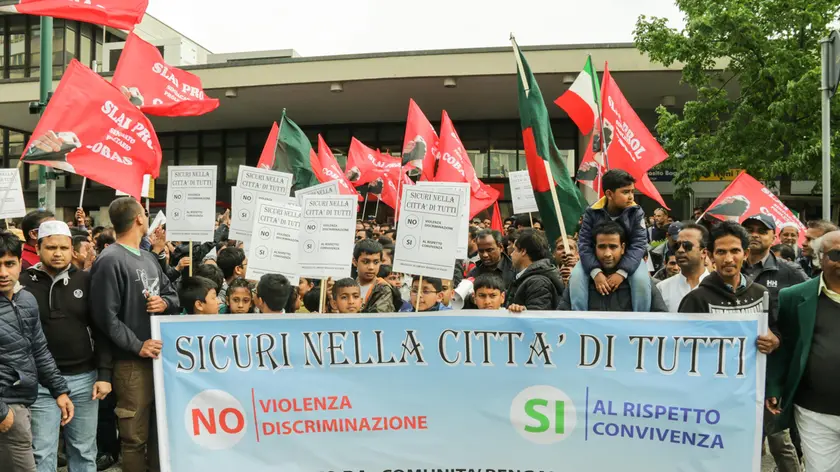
[112,33,219,117]
[315,135,359,198]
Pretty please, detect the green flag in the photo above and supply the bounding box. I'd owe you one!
[257,110,320,192]
[512,39,588,245]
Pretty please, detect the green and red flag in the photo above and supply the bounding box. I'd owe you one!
[257,110,320,193]
[512,39,588,244]
[554,56,601,135]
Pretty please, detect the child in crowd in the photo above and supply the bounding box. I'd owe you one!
[379,264,412,311]
[401,276,451,312]
[285,287,301,314]
[192,263,228,313]
[571,169,651,312]
[303,287,322,313]
[226,277,254,314]
[254,274,292,314]
[473,273,506,310]
[298,277,316,312]
[354,239,401,312]
[331,278,363,314]
[179,276,221,315]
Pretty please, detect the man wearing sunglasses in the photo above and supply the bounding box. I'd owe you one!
[768,231,840,472]
[658,223,711,312]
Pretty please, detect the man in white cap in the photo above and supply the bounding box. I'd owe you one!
[778,222,802,258]
[20,220,112,472]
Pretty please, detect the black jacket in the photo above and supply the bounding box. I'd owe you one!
[580,198,647,276]
[507,259,565,310]
[20,264,112,382]
[0,287,69,422]
[678,272,773,332]
[468,253,516,289]
[558,276,669,312]
[743,252,808,327]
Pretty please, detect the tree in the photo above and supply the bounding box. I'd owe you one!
[634,0,840,197]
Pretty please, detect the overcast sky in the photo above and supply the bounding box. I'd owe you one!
[146,0,684,56]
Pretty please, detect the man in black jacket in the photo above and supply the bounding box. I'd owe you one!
[560,221,668,312]
[90,197,179,472]
[468,229,516,289]
[20,221,113,472]
[507,229,564,310]
[0,230,73,472]
[741,214,806,472]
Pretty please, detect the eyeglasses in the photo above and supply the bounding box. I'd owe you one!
[827,249,840,262]
[410,289,439,295]
[676,241,702,252]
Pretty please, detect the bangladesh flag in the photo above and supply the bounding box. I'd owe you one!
[554,56,601,135]
[257,110,320,193]
[513,39,588,244]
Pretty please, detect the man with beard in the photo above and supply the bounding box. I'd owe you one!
[741,214,808,472]
[648,208,670,243]
[798,220,838,277]
[90,198,179,472]
[658,224,710,312]
[468,229,516,289]
[779,223,802,258]
[21,221,112,472]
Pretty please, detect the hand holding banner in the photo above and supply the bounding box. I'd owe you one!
[112,33,220,117]
[21,59,162,199]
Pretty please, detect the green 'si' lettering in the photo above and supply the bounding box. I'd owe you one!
[524,399,549,433]
[555,400,565,434]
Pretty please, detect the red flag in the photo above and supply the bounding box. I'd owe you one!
[345,137,401,187]
[379,166,413,214]
[703,172,807,246]
[112,33,219,117]
[257,122,281,169]
[402,99,439,181]
[435,111,499,218]
[576,133,605,198]
[490,202,504,232]
[5,0,148,30]
[600,65,669,209]
[21,59,161,199]
[315,135,359,198]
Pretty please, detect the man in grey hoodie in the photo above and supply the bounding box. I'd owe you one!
[90,197,179,472]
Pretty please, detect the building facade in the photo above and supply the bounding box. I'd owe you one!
[0,12,824,225]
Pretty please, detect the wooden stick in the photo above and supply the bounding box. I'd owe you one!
[545,161,571,255]
[320,278,327,313]
[529,212,533,228]
[188,241,193,277]
[414,275,423,312]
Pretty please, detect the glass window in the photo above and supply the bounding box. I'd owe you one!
[226,132,246,147]
[203,149,223,174]
[79,23,92,69]
[8,16,25,78]
[488,150,518,178]
[29,20,41,71]
[179,134,198,148]
[179,149,198,166]
[225,148,246,183]
[159,149,175,183]
[0,18,6,72]
[52,24,65,75]
[352,126,376,143]
[158,135,176,148]
[94,26,103,69]
[201,132,222,148]
[64,24,76,65]
[249,130,269,148]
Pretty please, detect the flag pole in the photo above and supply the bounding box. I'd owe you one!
[78,177,87,209]
[511,35,530,98]
[415,275,423,312]
[361,190,370,220]
[320,278,327,313]
[590,55,610,170]
[374,195,380,220]
[188,241,193,277]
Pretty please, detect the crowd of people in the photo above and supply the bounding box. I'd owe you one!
[0,169,838,471]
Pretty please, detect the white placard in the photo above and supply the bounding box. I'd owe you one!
[229,186,286,246]
[229,166,293,243]
[0,170,26,219]
[245,201,301,285]
[509,170,539,214]
[166,166,217,242]
[294,180,340,206]
[415,181,469,259]
[392,186,462,280]
[147,211,166,236]
[298,195,357,279]
[116,174,151,198]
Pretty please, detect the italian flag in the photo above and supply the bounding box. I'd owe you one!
[256,110,321,192]
[554,56,601,135]
[513,39,588,245]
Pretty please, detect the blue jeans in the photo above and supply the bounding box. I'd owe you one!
[570,261,651,311]
[31,370,98,472]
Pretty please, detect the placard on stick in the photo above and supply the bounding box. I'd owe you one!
[166,166,217,242]
[295,180,340,206]
[245,200,301,285]
[509,170,539,214]
[416,181,469,259]
[229,166,292,244]
[392,187,462,280]
[0,169,26,219]
[298,194,357,279]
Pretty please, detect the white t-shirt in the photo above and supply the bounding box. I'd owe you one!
[658,270,710,312]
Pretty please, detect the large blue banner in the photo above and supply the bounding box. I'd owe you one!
[151,312,765,472]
